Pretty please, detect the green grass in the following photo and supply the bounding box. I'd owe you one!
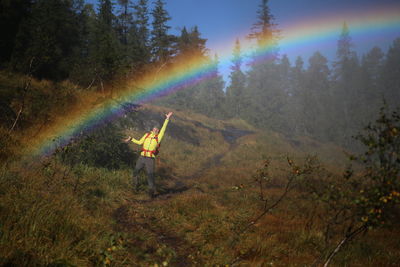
[1,140,399,266]
[1,72,399,266]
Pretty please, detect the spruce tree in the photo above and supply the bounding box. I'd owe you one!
[291,56,305,99]
[289,56,307,135]
[301,51,332,140]
[132,0,151,66]
[115,0,138,76]
[69,3,98,85]
[382,38,400,109]
[332,22,361,144]
[0,0,32,66]
[176,26,190,56]
[150,0,173,63]
[92,0,123,84]
[11,0,83,80]
[116,0,132,48]
[276,54,293,133]
[191,55,225,118]
[159,26,209,110]
[226,38,246,118]
[278,54,291,94]
[188,26,208,58]
[244,0,283,131]
[175,26,208,60]
[360,46,384,118]
[247,0,279,62]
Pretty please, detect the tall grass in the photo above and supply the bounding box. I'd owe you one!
[1,72,399,266]
[0,159,134,266]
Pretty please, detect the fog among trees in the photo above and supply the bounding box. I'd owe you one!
[1,0,399,149]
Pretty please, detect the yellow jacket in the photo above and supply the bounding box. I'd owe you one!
[131,118,169,158]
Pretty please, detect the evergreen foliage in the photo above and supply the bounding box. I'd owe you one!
[150,0,173,63]
[247,0,279,55]
[0,0,32,66]
[0,0,398,150]
[382,38,400,108]
[58,122,136,170]
[226,39,247,118]
[11,0,83,80]
[0,0,399,265]
[132,0,151,67]
[301,52,332,139]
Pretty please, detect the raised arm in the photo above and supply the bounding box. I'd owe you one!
[158,112,173,142]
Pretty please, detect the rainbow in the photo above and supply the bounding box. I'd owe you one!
[29,5,400,157]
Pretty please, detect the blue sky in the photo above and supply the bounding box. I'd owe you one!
[164,0,399,60]
[87,0,400,81]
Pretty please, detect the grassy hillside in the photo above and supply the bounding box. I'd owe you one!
[0,74,399,266]
[126,105,348,178]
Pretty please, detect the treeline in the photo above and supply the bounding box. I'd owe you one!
[234,24,400,147]
[1,0,399,149]
[163,1,400,148]
[0,0,217,125]
[0,0,185,83]
[236,19,400,147]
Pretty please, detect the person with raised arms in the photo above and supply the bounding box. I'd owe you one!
[124,111,173,198]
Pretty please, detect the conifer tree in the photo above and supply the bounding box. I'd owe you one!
[276,54,294,133]
[69,3,98,85]
[359,46,384,118]
[11,0,83,80]
[115,0,138,75]
[244,0,283,130]
[188,26,208,58]
[175,26,208,60]
[382,38,400,109]
[176,26,190,56]
[0,0,32,66]
[150,0,173,63]
[99,0,114,27]
[158,25,209,110]
[116,0,131,46]
[92,0,123,83]
[289,56,307,135]
[192,55,225,118]
[301,51,332,139]
[247,0,279,61]
[132,0,151,66]
[292,56,305,98]
[332,22,361,144]
[278,54,291,94]
[226,38,246,118]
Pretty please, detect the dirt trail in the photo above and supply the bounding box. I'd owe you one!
[113,203,197,266]
[112,125,254,265]
[184,127,254,180]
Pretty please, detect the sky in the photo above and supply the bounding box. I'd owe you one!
[87,0,400,82]
[164,0,399,56]
[32,0,400,155]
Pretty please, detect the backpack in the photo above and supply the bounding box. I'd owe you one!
[141,132,161,157]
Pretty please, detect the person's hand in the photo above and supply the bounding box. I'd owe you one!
[123,136,132,143]
[166,112,173,119]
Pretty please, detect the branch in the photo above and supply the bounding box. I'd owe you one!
[9,57,34,133]
[85,76,96,90]
[240,172,296,236]
[152,61,168,84]
[322,224,367,267]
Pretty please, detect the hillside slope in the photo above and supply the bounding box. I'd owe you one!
[124,104,348,179]
[2,101,398,266]
[110,105,399,266]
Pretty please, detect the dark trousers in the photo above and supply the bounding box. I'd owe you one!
[133,156,155,195]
